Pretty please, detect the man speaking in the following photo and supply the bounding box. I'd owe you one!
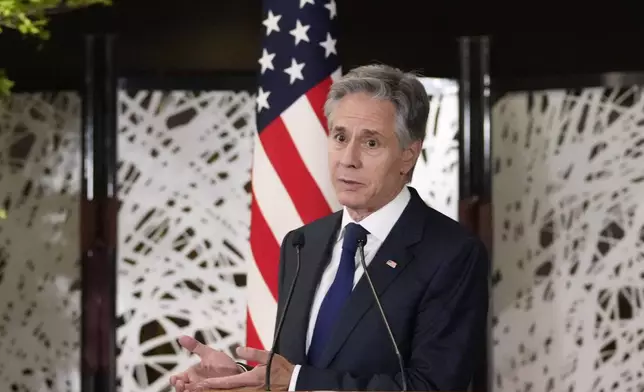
[170,64,489,391]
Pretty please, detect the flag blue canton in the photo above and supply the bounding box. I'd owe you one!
[257,0,340,131]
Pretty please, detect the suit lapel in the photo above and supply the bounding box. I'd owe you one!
[315,190,427,368]
[284,212,341,364]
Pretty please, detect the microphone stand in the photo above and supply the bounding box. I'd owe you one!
[265,239,303,391]
[357,239,408,392]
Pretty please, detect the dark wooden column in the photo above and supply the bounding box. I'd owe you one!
[80,34,118,392]
[458,35,492,392]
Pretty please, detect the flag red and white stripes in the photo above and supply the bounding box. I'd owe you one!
[247,0,341,351]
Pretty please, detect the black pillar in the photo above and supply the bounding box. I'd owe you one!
[458,35,492,392]
[80,33,118,392]
[459,36,491,203]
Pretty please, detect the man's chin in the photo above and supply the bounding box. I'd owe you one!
[336,192,366,210]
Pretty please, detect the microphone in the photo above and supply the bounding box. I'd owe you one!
[356,233,408,392]
[266,231,305,391]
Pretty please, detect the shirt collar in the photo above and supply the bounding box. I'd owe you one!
[337,186,411,244]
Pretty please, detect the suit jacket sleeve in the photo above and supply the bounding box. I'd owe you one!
[294,237,490,391]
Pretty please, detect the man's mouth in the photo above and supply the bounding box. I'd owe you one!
[339,178,363,186]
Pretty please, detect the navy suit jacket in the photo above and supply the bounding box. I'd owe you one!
[273,187,489,391]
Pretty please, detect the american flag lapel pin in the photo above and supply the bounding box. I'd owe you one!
[386,260,397,269]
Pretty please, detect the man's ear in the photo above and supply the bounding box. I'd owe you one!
[401,140,422,173]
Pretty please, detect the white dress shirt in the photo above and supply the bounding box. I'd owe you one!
[288,186,411,390]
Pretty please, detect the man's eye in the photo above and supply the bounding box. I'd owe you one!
[366,139,378,148]
[335,134,346,142]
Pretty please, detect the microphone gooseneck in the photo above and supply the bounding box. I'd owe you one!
[266,231,305,391]
[356,233,408,392]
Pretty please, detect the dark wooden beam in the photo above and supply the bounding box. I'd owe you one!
[80,33,118,392]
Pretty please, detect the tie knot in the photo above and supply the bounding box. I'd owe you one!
[342,223,368,252]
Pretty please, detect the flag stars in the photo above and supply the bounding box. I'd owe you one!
[289,20,310,46]
[256,87,271,112]
[284,59,305,84]
[324,0,337,19]
[258,49,275,74]
[319,33,337,58]
[262,10,281,36]
[300,0,315,8]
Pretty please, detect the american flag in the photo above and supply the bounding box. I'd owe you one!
[247,0,342,352]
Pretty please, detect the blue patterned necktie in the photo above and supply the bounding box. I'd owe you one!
[307,222,369,366]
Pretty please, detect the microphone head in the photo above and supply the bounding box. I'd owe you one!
[356,230,368,247]
[292,231,305,248]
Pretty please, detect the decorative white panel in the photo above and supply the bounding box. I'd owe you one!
[116,90,255,392]
[492,87,644,392]
[0,92,82,392]
[412,78,460,220]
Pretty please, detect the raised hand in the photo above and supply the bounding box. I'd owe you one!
[185,347,295,392]
[169,335,241,392]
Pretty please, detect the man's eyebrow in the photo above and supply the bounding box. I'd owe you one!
[331,126,381,135]
[361,129,381,137]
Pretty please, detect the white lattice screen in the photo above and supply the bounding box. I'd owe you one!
[0,79,459,392]
[492,86,644,392]
[116,90,255,391]
[0,92,82,392]
[413,78,459,220]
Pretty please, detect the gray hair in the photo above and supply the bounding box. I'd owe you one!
[324,64,429,150]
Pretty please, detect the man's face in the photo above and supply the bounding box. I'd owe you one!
[327,92,420,215]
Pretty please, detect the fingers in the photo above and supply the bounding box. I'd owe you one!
[170,375,189,392]
[187,371,260,391]
[174,379,186,392]
[170,372,190,392]
[178,335,214,358]
[170,372,190,384]
[235,347,270,365]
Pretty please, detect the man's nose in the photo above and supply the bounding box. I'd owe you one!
[339,139,360,167]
